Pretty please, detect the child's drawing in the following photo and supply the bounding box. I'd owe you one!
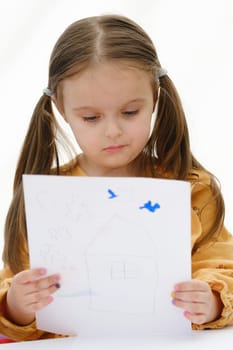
[23,175,191,336]
[85,214,157,314]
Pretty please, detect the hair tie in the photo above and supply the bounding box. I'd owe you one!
[158,67,167,78]
[43,87,53,97]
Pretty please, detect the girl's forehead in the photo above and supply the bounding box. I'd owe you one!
[59,61,155,109]
[60,61,154,93]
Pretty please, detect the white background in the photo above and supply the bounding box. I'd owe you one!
[0,0,233,265]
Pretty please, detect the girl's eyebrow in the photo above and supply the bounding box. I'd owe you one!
[72,98,147,111]
[72,106,96,112]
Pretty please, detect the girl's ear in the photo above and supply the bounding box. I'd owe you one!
[51,96,68,122]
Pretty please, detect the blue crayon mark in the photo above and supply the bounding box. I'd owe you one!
[108,189,118,199]
[139,200,160,213]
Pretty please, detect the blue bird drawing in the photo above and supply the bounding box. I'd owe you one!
[139,200,160,212]
[108,189,118,199]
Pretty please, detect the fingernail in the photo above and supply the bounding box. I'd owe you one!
[183,310,189,318]
[55,283,60,289]
[172,299,176,305]
[48,295,53,303]
[171,291,175,298]
[39,268,47,275]
[54,275,60,283]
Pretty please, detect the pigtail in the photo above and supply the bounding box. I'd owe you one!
[151,76,225,246]
[13,95,60,190]
[150,76,192,179]
[3,95,60,273]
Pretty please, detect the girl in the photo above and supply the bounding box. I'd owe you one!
[0,14,233,341]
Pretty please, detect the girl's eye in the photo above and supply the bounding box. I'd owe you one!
[83,115,99,122]
[123,110,138,116]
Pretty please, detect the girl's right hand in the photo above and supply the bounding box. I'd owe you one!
[6,268,60,326]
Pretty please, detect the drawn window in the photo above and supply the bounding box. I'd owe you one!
[110,261,138,280]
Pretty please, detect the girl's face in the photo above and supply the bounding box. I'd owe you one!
[57,61,156,176]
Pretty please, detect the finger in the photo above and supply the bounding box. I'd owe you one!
[27,274,60,294]
[13,268,47,285]
[26,283,60,306]
[26,295,54,313]
[174,280,209,292]
[173,298,206,314]
[174,290,209,303]
[183,310,207,325]
[33,295,54,311]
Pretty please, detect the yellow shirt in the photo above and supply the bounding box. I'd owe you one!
[0,163,233,341]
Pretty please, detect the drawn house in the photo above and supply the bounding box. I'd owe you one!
[85,214,157,314]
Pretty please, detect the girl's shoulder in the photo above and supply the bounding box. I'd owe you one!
[186,168,211,186]
[186,168,218,200]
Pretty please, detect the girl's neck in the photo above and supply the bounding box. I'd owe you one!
[78,154,140,177]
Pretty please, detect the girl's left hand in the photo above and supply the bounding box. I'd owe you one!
[172,279,223,325]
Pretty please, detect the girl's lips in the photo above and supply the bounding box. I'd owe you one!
[103,145,125,152]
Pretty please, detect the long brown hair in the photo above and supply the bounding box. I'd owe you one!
[3,15,224,273]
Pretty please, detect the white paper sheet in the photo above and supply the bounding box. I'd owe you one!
[23,175,191,337]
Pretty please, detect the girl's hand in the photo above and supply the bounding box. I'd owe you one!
[6,268,60,326]
[172,279,223,325]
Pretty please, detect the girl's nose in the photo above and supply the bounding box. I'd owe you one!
[104,118,123,138]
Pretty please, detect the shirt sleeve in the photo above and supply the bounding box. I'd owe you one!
[191,172,233,329]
